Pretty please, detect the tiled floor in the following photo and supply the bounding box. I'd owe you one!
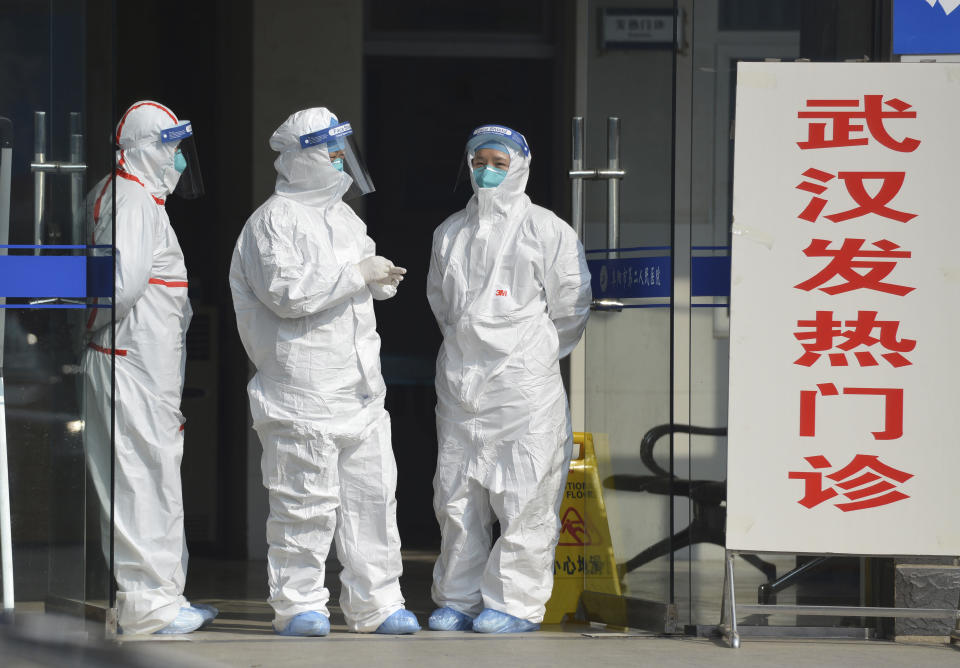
[4,552,957,667]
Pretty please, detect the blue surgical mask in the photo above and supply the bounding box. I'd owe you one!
[331,157,344,172]
[174,149,187,174]
[473,165,507,189]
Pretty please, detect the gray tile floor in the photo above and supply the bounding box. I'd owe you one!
[6,614,958,668]
[145,634,960,668]
[3,552,958,667]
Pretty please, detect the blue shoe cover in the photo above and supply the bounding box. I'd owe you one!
[276,611,330,637]
[190,603,219,627]
[374,609,420,634]
[428,607,474,631]
[472,608,539,634]
[154,607,205,635]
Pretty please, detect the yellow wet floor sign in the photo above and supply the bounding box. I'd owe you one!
[543,432,621,623]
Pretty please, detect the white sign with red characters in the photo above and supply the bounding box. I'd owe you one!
[727,62,960,556]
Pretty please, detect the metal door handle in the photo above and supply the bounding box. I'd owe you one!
[606,116,621,260]
[571,116,585,241]
[30,161,86,173]
[591,298,624,312]
[33,112,45,249]
[568,116,626,258]
[569,169,626,179]
[31,112,86,251]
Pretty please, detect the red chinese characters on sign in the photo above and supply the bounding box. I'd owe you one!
[796,169,917,223]
[793,310,915,368]
[794,238,914,296]
[787,92,919,512]
[788,454,913,512]
[799,383,903,440]
[797,95,921,153]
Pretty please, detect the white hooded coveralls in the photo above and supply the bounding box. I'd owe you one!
[427,140,592,622]
[82,101,194,634]
[229,107,405,632]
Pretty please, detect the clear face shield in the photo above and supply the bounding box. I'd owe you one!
[161,120,204,199]
[455,124,530,191]
[299,121,375,200]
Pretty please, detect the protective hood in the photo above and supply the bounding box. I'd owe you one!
[271,107,351,208]
[466,141,531,215]
[115,100,183,201]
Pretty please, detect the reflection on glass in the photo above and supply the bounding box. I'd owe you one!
[0,0,114,630]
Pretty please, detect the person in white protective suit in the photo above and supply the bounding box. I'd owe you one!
[82,100,216,634]
[426,124,592,633]
[229,107,420,637]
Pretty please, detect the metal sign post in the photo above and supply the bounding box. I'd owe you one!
[0,116,14,614]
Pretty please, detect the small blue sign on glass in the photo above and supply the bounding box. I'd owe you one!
[588,257,670,299]
[691,256,730,297]
[0,255,113,298]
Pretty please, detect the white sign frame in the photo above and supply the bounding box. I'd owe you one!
[727,62,960,557]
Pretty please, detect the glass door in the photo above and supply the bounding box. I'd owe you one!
[676,0,804,628]
[679,0,890,632]
[0,0,115,633]
[571,0,682,631]
[573,0,859,631]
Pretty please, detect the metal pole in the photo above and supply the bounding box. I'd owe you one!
[607,116,621,259]
[736,604,960,619]
[33,112,46,254]
[571,117,585,241]
[0,117,14,613]
[726,551,740,648]
[70,112,84,246]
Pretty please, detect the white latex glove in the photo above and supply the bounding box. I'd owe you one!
[356,256,407,286]
[369,282,398,301]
